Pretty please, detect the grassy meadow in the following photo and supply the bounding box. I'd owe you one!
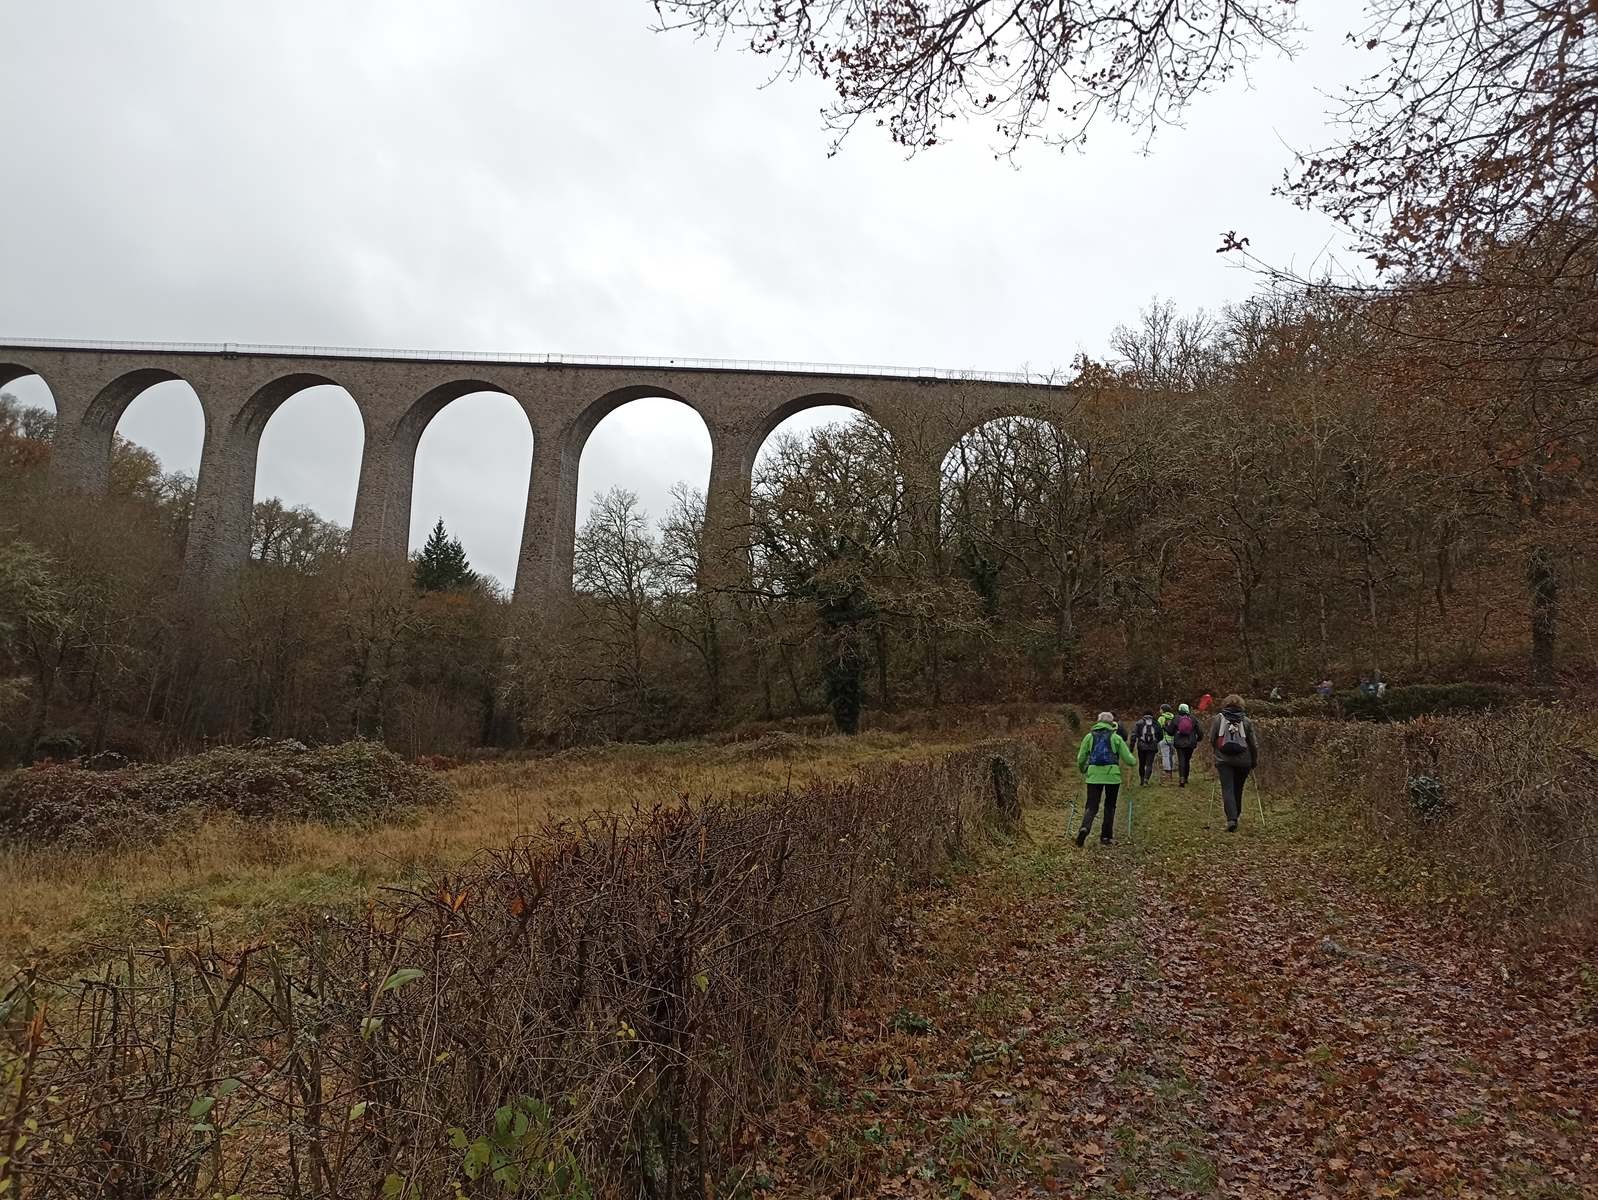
[0,728,1020,972]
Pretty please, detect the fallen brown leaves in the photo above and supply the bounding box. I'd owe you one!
[742,782,1598,1198]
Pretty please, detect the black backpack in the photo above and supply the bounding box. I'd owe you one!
[1133,717,1158,747]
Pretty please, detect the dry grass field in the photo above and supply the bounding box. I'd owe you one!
[0,729,1004,971]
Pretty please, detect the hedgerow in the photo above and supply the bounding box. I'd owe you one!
[1261,708,1596,933]
[0,739,1045,1199]
[0,739,449,849]
[1246,682,1510,721]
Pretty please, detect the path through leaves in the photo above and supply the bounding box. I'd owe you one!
[746,777,1597,1197]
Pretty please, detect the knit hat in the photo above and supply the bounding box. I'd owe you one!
[1097,711,1115,723]
[1178,703,1190,714]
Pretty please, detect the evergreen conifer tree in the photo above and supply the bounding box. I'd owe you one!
[413,518,476,591]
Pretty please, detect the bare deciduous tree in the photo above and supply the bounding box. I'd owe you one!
[652,0,1297,153]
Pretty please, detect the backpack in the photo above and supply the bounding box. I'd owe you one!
[1174,714,1198,744]
[1133,717,1157,747]
[1087,728,1118,766]
[1215,714,1249,757]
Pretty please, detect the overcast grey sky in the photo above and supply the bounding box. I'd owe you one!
[0,0,1366,586]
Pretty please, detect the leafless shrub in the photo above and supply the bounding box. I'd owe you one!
[1262,710,1597,933]
[0,739,1042,1198]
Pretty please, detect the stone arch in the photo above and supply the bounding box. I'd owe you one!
[83,367,189,441]
[752,391,875,475]
[247,375,367,540]
[85,369,206,495]
[200,372,361,578]
[572,384,711,521]
[937,397,1076,467]
[0,361,46,392]
[0,365,57,482]
[400,381,535,592]
[0,363,56,428]
[393,378,522,450]
[232,372,346,443]
[713,392,904,594]
[938,413,1083,565]
[559,384,713,590]
[573,382,696,439]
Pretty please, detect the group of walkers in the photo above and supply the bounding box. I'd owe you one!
[1072,692,1260,847]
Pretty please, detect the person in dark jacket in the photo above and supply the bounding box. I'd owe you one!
[1129,710,1160,785]
[1074,711,1137,846]
[1170,703,1204,786]
[1209,692,1261,832]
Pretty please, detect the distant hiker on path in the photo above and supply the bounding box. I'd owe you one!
[1075,711,1136,846]
[1157,703,1177,782]
[1171,703,1204,787]
[1198,691,1215,715]
[1131,710,1160,786]
[1211,692,1261,833]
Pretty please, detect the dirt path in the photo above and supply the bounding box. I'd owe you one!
[746,774,1597,1198]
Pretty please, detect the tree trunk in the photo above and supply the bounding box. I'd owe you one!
[1318,590,1329,672]
[700,606,723,714]
[25,651,58,761]
[1528,543,1558,686]
[922,619,944,707]
[1238,575,1259,691]
[1054,578,1076,698]
[874,622,891,710]
[758,656,774,720]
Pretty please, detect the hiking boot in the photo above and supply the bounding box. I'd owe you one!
[1225,821,1238,833]
[1074,829,1088,848]
[1100,837,1114,846]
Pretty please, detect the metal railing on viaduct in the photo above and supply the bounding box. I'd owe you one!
[0,338,1079,603]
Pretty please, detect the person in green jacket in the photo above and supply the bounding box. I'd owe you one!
[1156,703,1177,782]
[1074,711,1137,847]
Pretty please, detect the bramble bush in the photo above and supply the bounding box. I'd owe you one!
[0,738,1047,1199]
[1261,707,1596,933]
[0,738,449,849]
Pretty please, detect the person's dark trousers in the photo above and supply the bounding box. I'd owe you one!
[1177,745,1196,785]
[1137,746,1156,785]
[1217,763,1251,827]
[1079,782,1120,842]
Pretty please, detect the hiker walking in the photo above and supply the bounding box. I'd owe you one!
[1171,703,1204,787]
[1130,710,1160,785]
[1074,711,1136,846]
[1211,692,1261,833]
[1198,690,1215,715]
[1156,703,1177,782]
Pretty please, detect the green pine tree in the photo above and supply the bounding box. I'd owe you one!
[413,518,477,592]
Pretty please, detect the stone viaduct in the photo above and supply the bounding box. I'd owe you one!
[0,339,1085,604]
